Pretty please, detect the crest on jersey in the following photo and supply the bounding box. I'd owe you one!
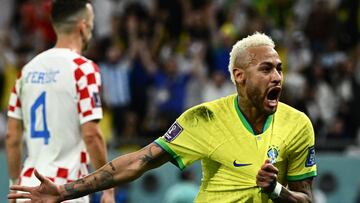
[267,145,280,164]
[164,121,183,142]
[305,146,316,167]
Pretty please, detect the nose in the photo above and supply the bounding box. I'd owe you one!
[271,69,282,84]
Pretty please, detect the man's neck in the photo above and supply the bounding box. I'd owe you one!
[237,97,267,134]
[54,33,82,54]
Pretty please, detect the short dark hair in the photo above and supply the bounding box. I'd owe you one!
[51,0,90,26]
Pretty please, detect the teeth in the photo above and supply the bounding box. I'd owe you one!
[268,100,278,107]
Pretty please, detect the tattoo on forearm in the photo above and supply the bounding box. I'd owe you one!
[64,166,116,199]
[64,179,90,199]
[275,180,313,203]
[109,161,116,171]
[291,180,312,197]
[95,170,115,188]
[140,145,156,164]
[138,144,168,169]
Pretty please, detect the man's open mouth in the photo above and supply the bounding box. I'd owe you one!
[266,86,282,107]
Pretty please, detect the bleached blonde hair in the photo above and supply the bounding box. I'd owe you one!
[228,32,275,84]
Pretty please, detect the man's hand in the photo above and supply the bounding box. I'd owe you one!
[8,170,63,203]
[256,159,279,193]
[101,188,115,203]
[8,191,16,203]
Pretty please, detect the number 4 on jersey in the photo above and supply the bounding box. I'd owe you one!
[31,92,50,144]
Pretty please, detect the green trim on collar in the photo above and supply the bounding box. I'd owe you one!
[263,114,273,132]
[234,96,273,135]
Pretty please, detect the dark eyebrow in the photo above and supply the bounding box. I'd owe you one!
[260,62,274,67]
[259,62,282,68]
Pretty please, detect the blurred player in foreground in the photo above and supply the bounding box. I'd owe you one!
[8,32,316,202]
[6,0,114,202]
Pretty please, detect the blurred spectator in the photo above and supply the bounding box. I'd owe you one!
[92,0,116,39]
[179,40,208,108]
[326,115,353,141]
[91,185,129,203]
[320,38,346,70]
[17,0,55,51]
[163,170,199,203]
[0,45,32,110]
[153,54,190,128]
[313,188,328,203]
[100,44,133,144]
[308,61,339,135]
[284,31,312,102]
[202,70,235,102]
[0,31,17,110]
[0,0,14,31]
[304,0,337,52]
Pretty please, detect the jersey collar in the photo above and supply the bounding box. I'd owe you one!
[234,95,273,135]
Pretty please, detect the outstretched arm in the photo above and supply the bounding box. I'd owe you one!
[9,143,171,202]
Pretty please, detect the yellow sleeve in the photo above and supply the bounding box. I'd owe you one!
[286,114,317,181]
[155,105,214,170]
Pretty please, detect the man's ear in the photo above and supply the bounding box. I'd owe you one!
[78,19,86,34]
[233,67,245,85]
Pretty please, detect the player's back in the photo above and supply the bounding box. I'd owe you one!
[8,48,101,186]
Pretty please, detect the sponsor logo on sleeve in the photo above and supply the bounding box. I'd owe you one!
[305,146,316,167]
[164,121,183,142]
[93,92,101,107]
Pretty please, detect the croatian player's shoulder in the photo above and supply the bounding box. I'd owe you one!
[36,48,91,64]
[277,102,312,125]
[20,49,53,72]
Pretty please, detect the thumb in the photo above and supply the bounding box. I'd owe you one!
[34,170,46,183]
[264,159,271,164]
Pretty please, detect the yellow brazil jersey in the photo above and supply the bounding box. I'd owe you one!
[155,94,317,203]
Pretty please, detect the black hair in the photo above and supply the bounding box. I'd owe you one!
[51,0,90,25]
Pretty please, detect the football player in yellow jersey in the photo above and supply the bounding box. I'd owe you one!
[9,32,316,203]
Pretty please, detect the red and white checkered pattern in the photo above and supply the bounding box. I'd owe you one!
[18,151,89,202]
[21,164,82,184]
[20,151,88,183]
[74,57,102,124]
[8,72,22,119]
[7,48,101,203]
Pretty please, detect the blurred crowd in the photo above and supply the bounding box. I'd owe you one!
[0,0,359,152]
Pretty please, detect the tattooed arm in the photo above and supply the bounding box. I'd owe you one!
[273,179,313,203]
[8,143,172,202]
[61,142,171,200]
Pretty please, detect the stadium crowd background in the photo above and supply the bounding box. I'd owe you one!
[0,0,359,202]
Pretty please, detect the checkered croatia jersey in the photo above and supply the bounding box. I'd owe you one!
[8,48,103,202]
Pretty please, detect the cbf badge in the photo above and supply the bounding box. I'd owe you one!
[267,145,280,164]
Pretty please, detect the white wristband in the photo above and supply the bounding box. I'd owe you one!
[270,182,282,199]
